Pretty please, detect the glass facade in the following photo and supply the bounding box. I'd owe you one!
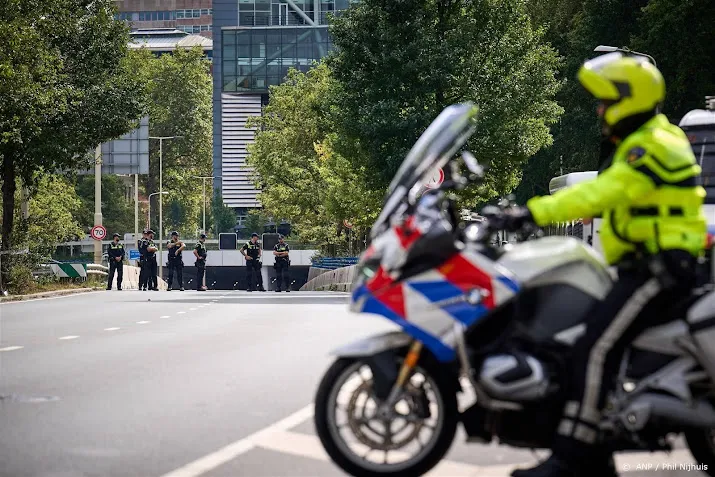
[222,27,332,92]
[236,0,354,27]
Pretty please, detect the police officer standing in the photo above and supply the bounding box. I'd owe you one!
[107,233,125,290]
[241,233,264,292]
[273,234,291,292]
[193,233,208,291]
[138,229,149,291]
[166,231,185,291]
[145,229,159,291]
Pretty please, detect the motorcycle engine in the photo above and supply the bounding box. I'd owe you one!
[478,352,551,401]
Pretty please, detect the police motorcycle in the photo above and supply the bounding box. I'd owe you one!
[313,103,715,477]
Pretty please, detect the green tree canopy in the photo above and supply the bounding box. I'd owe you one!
[247,64,382,250]
[0,0,145,279]
[126,47,213,240]
[73,175,134,236]
[327,0,563,206]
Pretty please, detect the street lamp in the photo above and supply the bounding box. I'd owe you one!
[192,175,222,234]
[594,45,657,67]
[147,192,168,229]
[149,135,183,286]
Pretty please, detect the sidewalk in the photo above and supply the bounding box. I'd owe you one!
[0,287,100,303]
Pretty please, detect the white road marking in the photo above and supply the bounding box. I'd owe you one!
[211,300,218,302]
[58,335,79,340]
[104,327,120,331]
[136,321,150,324]
[0,290,103,305]
[160,315,171,318]
[0,346,23,352]
[177,311,186,314]
[189,308,197,311]
[159,402,700,477]
[158,405,314,477]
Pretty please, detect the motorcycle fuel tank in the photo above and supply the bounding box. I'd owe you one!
[497,236,613,300]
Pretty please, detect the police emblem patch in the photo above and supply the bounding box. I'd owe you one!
[627,147,646,163]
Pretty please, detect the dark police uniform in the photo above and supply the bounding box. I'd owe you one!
[273,242,290,292]
[194,240,208,291]
[107,239,125,290]
[242,239,264,291]
[145,237,158,291]
[166,235,185,291]
[138,235,149,290]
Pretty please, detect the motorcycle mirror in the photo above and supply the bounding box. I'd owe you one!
[461,151,484,177]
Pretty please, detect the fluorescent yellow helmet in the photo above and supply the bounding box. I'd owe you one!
[578,52,665,129]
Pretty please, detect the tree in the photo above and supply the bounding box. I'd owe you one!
[210,190,237,236]
[243,209,268,237]
[126,48,213,239]
[327,0,563,206]
[631,0,715,120]
[73,175,134,235]
[246,64,382,250]
[1,175,84,292]
[0,0,145,281]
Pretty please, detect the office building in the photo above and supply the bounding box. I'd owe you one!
[213,0,354,220]
[114,1,214,38]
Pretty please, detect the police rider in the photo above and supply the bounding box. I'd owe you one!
[145,229,159,291]
[501,53,707,477]
[273,234,291,292]
[193,233,208,291]
[138,229,149,291]
[107,233,125,290]
[166,231,185,291]
[241,233,265,292]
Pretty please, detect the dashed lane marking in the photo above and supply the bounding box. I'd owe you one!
[189,308,198,311]
[136,321,150,325]
[58,336,79,340]
[104,327,120,331]
[177,311,186,315]
[160,315,171,319]
[0,346,23,352]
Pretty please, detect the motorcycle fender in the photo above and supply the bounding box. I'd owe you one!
[330,331,412,358]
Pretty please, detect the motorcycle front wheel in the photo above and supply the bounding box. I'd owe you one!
[314,356,458,477]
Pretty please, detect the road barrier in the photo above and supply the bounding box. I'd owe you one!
[301,265,356,292]
[50,263,88,278]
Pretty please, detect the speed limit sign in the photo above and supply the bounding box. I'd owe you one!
[91,225,107,241]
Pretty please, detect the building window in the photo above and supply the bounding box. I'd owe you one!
[222,27,334,93]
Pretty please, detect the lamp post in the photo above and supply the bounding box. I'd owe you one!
[149,135,183,287]
[594,45,657,66]
[192,175,222,234]
[147,192,168,229]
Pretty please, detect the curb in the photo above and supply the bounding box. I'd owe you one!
[0,287,101,303]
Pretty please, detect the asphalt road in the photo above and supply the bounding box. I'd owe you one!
[0,290,709,477]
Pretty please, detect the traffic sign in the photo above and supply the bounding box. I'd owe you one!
[424,167,444,189]
[91,225,107,241]
[129,249,141,260]
[343,219,353,229]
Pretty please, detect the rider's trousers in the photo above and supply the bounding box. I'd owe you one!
[553,250,696,463]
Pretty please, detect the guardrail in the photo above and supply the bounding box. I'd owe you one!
[310,257,359,270]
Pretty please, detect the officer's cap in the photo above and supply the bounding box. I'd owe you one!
[278,234,284,239]
[147,229,155,234]
[171,231,178,236]
[200,233,207,238]
[251,232,259,237]
[142,228,149,234]
[113,233,120,238]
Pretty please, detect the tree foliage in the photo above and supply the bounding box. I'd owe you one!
[328,0,563,205]
[0,0,145,280]
[211,190,237,236]
[126,47,213,240]
[247,64,382,250]
[517,0,715,203]
[73,175,134,236]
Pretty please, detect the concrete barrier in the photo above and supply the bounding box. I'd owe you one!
[301,265,357,292]
[106,265,168,290]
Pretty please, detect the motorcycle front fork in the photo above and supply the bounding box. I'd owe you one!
[377,341,423,418]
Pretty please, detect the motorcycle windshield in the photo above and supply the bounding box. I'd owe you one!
[370,103,479,239]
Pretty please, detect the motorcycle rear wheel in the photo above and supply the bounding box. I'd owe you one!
[314,356,458,477]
